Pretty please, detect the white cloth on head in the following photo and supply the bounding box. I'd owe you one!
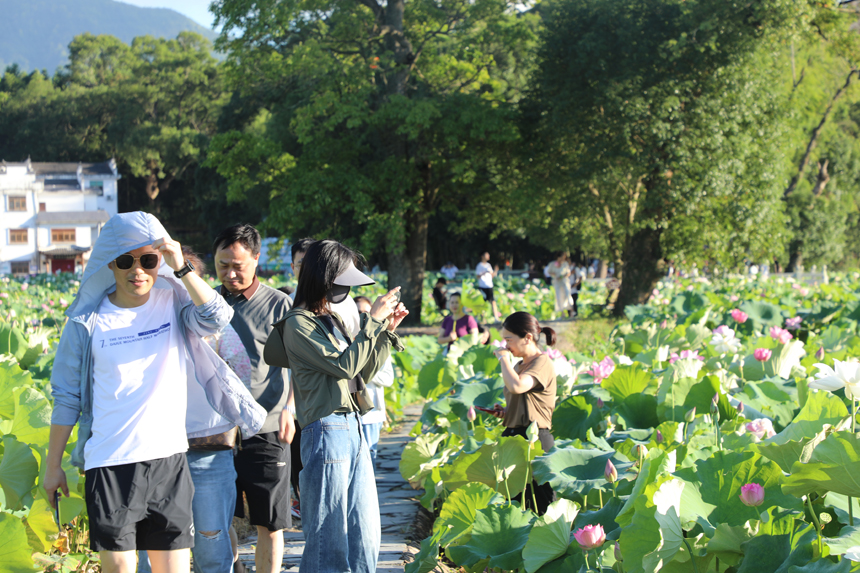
[86,289,188,470]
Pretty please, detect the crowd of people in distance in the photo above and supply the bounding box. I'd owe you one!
[45,216,561,573]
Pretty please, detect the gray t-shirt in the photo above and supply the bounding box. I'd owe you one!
[220,278,293,434]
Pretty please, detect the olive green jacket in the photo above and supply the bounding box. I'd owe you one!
[280,308,404,427]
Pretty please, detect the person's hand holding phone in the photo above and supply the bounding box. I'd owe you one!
[371,287,401,322]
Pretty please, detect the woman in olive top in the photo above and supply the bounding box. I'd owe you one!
[492,311,558,514]
[279,240,408,573]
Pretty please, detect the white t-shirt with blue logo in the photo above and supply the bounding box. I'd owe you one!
[85,288,188,470]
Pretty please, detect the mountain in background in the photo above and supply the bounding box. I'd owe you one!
[0,0,218,73]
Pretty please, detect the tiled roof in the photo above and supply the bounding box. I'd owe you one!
[39,246,91,256]
[0,159,119,177]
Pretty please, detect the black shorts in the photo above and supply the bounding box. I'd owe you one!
[478,287,495,302]
[85,453,195,552]
[234,431,292,531]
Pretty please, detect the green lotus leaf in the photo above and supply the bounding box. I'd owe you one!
[0,362,34,421]
[706,522,756,566]
[573,496,625,537]
[823,524,860,555]
[10,387,51,446]
[447,377,505,421]
[441,436,538,498]
[552,394,601,442]
[419,395,451,427]
[522,498,579,573]
[674,450,801,527]
[735,519,816,573]
[602,365,655,402]
[532,555,582,573]
[450,504,534,571]
[434,482,504,547]
[684,375,737,423]
[656,372,700,423]
[669,293,710,318]
[23,498,58,553]
[738,301,784,328]
[532,446,634,501]
[400,432,446,483]
[417,356,447,400]
[616,448,675,528]
[58,493,85,527]
[767,390,847,446]
[613,393,659,430]
[0,323,29,362]
[785,559,854,573]
[783,431,860,498]
[740,380,797,428]
[0,512,35,571]
[0,436,38,510]
[618,478,685,573]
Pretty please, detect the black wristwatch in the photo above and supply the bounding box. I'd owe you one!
[174,261,195,279]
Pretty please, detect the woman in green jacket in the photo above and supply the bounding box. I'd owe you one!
[280,240,407,573]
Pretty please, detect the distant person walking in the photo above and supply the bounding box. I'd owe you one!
[548,253,573,317]
[441,262,459,280]
[570,265,584,318]
[432,277,448,312]
[475,252,500,320]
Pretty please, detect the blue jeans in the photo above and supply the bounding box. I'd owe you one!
[139,450,237,573]
[299,412,380,573]
[361,421,382,464]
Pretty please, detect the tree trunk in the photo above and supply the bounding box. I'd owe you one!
[612,226,665,317]
[597,260,608,279]
[386,210,428,326]
[786,239,803,273]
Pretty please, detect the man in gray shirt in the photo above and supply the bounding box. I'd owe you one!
[214,224,294,573]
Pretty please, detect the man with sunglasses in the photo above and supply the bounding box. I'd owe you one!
[45,212,265,573]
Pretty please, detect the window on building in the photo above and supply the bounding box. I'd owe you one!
[51,229,76,243]
[39,203,46,212]
[10,262,29,275]
[9,229,28,245]
[7,196,26,211]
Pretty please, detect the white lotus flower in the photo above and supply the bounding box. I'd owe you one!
[617,355,633,366]
[810,360,860,399]
[710,327,742,355]
[655,346,670,363]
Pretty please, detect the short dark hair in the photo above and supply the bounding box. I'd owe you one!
[181,246,206,278]
[502,311,557,346]
[294,240,365,315]
[213,224,261,256]
[291,237,316,260]
[435,277,447,286]
[277,285,295,296]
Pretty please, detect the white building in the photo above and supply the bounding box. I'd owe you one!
[0,158,120,275]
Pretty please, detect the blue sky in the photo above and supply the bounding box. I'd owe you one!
[118,0,217,29]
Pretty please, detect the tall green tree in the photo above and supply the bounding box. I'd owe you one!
[522,0,806,315]
[208,0,538,323]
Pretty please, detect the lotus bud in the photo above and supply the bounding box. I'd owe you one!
[467,406,476,422]
[710,393,719,414]
[597,398,604,409]
[636,444,648,458]
[573,524,605,550]
[739,483,764,507]
[816,347,825,360]
[685,406,697,423]
[736,401,745,415]
[614,541,623,562]
[526,421,540,444]
[655,429,664,443]
[604,459,617,483]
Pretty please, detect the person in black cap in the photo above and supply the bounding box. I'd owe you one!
[270,239,407,573]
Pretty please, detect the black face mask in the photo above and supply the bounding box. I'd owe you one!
[326,284,351,304]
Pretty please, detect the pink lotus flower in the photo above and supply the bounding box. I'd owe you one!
[729,295,740,302]
[746,418,775,440]
[769,327,792,345]
[660,320,668,329]
[739,483,765,507]
[669,350,704,364]
[544,348,564,360]
[731,309,748,324]
[587,356,616,383]
[21,283,28,290]
[60,299,68,307]
[491,340,507,349]
[661,298,670,305]
[713,325,732,337]
[799,288,809,296]
[574,524,606,550]
[785,316,802,330]
[753,348,772,362]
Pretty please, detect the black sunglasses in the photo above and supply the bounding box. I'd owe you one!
[114,254,159,270]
